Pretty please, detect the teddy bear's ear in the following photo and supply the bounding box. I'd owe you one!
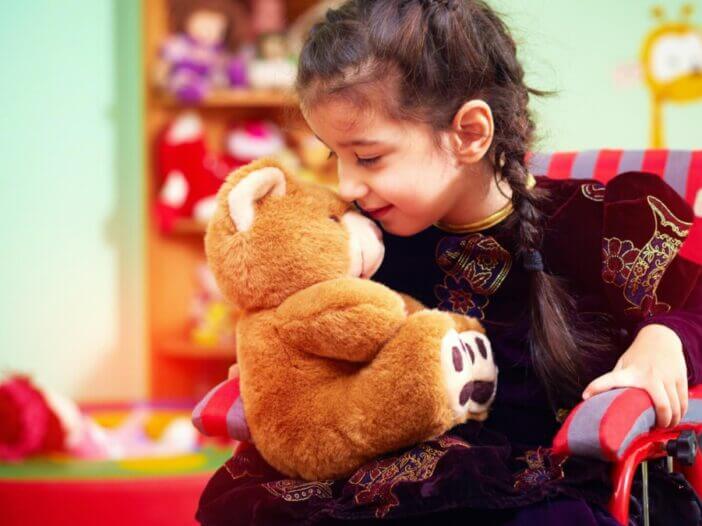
[227,166,287,232]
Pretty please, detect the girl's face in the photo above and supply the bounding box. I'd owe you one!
[302,98,473,236]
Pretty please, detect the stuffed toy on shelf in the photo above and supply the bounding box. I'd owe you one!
[192,159,498,480]
[190,263,237,348]
[247,0,297,89]
[156,0,253,102]
[155,111,231,232]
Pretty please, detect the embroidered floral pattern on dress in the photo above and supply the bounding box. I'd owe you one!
[513,447,567,493]
[602,196,692,317]
[223,445,268,481]
[434,275,490,319]
[434,234,512,319]
[602,238,640,288]
[581,182,606,202]
[348,435,471,518]
[262,479,334,502]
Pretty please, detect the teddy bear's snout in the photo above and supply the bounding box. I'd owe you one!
[341,211,385,279]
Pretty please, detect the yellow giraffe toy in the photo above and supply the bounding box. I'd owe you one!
[641,4,702,147]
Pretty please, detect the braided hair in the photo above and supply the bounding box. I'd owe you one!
[296,0,612,408]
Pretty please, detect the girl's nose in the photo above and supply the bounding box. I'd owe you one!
[337,169,369,202]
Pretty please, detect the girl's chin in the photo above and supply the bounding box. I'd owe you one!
[379,215,428,237]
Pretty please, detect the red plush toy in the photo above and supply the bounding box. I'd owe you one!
[155,111,230,233]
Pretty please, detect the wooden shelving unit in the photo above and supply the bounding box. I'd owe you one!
[143,0,318,399]
[155,87,300,108]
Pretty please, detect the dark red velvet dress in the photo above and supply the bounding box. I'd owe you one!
[196,172,702,525]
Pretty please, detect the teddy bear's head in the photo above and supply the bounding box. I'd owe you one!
[205,158,385,311]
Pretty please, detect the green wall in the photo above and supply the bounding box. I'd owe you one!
[497,0,702,150]
[0,0,144,400]
[0,0,698,400]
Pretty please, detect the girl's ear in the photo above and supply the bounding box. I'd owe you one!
[227,167,287,232]
[449,100,494,165]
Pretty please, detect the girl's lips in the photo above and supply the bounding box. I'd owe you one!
[367,205,393,219]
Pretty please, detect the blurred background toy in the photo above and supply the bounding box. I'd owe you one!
[289,129,338,187]
[155,111,230,232]
[247,0,297,89]
[189,263,238,348]
[0,375,199,463]
[224,119,287,168]
[156,0,252,102]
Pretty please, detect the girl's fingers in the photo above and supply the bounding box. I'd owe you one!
[228,363,240,380]
[649,380,673,428]
[677,379,689,420]
[583,370,634,400]
[665,382,681,427]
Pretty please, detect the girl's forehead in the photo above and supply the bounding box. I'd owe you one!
[303,98,414,145]
[303,98,375,133]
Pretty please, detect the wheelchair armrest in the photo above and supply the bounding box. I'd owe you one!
[552,385,702,461]
[191,376,251,441]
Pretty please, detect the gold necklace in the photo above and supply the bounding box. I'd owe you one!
[434,172,536,234]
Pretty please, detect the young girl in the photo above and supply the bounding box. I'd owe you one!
[197,0,702,524]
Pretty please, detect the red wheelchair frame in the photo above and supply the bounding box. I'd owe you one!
[609,423,702,524]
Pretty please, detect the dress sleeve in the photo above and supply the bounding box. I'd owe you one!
[599,172,702,383]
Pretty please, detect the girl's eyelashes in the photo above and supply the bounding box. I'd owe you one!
[356,156,381,167]
[326,150,381,167]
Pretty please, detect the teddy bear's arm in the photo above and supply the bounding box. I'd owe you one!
[397,293,484,334]
[275,277,407,362]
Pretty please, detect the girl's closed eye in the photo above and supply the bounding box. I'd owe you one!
[326,150,382,167]
[356,155,381,167]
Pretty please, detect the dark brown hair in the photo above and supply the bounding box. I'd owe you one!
[295,0,611,408]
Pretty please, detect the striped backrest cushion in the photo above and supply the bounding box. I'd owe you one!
[527,149,702,264]
[527,150,702,205]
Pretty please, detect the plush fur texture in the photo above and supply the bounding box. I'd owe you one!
[205,158,497,480]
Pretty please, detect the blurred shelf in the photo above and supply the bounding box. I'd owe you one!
[159,339,236,360]
[154,87,300,108]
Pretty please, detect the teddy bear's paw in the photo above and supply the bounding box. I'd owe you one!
[458,331,498,419]
[439,329,497,423]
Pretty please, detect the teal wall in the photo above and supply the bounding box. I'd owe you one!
[0,1,698,400]
[496,0,702,150]
[0,0,144,401]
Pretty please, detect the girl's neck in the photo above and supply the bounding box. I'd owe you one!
[438,160,513,231]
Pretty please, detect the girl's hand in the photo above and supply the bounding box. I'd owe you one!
[582,324,688,428]
[229,363,240,380]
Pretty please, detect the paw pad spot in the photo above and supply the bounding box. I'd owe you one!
[459,382,474,406]
[452,346,463,372]
[476,337,488,359]
[462,340,475,363]
[471,381,496,404]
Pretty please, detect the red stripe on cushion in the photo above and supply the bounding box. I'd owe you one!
[599,388,652,461]
[685,151,702,206]
[199,378,241,436]
[641,149,669,178]
[593,150,623,184]
[680,218,702,265]
[547,152,578,179]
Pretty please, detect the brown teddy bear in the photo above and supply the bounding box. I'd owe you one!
[198,158,498,480]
